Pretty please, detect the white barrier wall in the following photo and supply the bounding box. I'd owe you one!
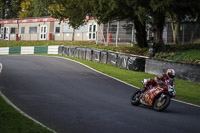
[21,47,34,54]
[0,46,59,55]
[48,46,59,54]
[0,47,9,55]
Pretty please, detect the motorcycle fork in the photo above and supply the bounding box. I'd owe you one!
[158,93,166,102]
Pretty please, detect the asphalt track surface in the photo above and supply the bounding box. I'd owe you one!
[0,55,200,133]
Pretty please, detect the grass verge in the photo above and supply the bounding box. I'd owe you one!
[0,92,53,133]
[59,55,200,106]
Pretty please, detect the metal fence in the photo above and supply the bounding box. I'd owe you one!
[96,21,137,46]
[97,21,200,46]
[163,23,200,44]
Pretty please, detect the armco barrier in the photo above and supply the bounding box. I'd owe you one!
[145,58,200,82]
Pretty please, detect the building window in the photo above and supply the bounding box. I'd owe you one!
[10,27,17,34]
[55,26,60,33]
[29,27,37,34]
[21,27,25,34]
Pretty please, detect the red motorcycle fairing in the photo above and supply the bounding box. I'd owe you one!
[141,87,164,106]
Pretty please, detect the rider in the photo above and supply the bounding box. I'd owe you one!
[142,69,176,92]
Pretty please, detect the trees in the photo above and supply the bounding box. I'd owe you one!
[18,0,34,18]
[1,0,200,49]
[49,0,89,41]
[167,0,200,45]
[0,0,6,19]
[86,0,149,48]
[18,0,52,18]
[0,0,22,19]
[33,0,52,17]
[148,0,171,50]
[48,0,200,49]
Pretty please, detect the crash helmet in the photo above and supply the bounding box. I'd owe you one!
[167,69,176,78]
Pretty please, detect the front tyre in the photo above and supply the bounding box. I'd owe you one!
[130,90,142,106]
[153,93,171,111]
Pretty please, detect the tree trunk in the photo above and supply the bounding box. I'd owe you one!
[171,22,176,44]
[175,21,181,44]
[153,15,165,51]
[171,21,181,45]
[72,28,75,41]
[133,17,148,48]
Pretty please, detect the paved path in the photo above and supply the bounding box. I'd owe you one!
[0,55,200,133]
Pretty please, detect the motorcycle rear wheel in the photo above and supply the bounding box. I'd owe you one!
[130,90,142,106]
[153,93,171,112]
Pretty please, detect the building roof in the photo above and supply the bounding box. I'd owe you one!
[0,17,59,24]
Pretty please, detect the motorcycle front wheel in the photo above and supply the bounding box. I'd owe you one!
[153,93,171,112]
[130,90,142,106]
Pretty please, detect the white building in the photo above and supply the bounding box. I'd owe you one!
[0,17,98,41]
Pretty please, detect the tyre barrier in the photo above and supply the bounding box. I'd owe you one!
[59,46,146,72]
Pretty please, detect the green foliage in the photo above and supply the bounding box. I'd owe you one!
[18,0,52,18]
[18,0,34,18]
[33,0,52,17]
[155,44,200,64]
[1,0,200,50]
[0,0,23,19]
[49,0,88,29]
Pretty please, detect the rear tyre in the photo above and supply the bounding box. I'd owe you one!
[130,90,142,106]
[153,93,171,111]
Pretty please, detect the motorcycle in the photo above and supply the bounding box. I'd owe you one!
[130,78,176,111]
